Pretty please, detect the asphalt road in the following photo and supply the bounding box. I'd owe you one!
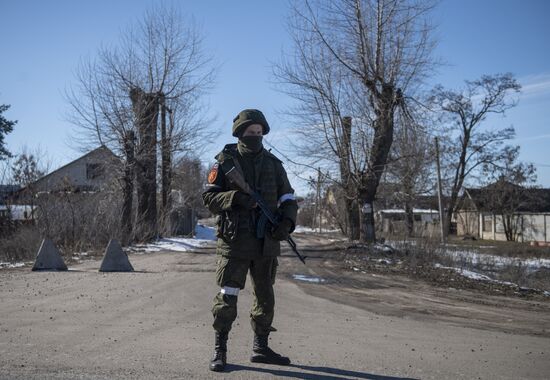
[0,242,549,379]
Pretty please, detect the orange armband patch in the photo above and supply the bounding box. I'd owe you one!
[208,163,219,183]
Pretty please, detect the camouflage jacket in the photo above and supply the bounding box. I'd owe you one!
[202,144,298,258]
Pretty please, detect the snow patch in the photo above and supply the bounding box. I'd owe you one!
[292,274,326,283]
[195,224,217,240]
[441,249,550,271]
[0,262,25,269]
[435,264,519,288]
[131,225,217,254]
[374,243,394,253]
[132,237,209,253]
[293,225,339,233]
[435,264,493,281]
[385,240,550,271]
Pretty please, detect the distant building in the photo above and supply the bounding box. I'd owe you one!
[1,186,34,222]
[0,204,36,222]
[455,184,550,243]
[30,145,120,194]
[376,208,440,236]
[6,146,120,222]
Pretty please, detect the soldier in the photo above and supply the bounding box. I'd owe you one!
[203,109,298,372]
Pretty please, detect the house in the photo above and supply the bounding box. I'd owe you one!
[30,145,120,194]
[323,181,446,236]
[376,208,440,236]
[0,205,36,222]
[455,183,550,243]
[7,146,120,222]
[1,185,36,224]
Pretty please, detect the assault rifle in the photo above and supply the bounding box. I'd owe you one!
[225,166,307,264]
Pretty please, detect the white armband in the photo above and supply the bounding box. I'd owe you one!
[278,193,296,205]
[220,286,240,296]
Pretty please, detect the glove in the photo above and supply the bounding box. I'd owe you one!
[232,191,256,210]
[271,218,293,241]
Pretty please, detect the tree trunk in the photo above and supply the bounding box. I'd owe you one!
[159,94,173,236]
[130,87,158,242]
[358,86,395,243]
[503,213,516,242]
[358,193,376,243]
[445,130,470,235]
[445,190,459,237]
[339,116,359,240]
[160,94,171,212]
[121,130,135,244]
[345,197,360,240]
[404,201,414,237]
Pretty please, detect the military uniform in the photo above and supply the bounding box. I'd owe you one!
[203,142,298,334]
[203,109,298,371]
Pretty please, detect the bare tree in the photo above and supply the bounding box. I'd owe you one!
[477,146,537,241]
[65,4,216,242]
[275,0,437,242]
[385,109,435,236]
[430,73,521,234]
[171,156,206,212]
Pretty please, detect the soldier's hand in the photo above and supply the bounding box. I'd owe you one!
[232,191,257,209]
[271,219,293,241]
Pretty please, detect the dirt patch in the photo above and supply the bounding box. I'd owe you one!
[281,233,550,338]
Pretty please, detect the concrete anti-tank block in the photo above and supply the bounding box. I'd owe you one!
[32,239,68,271]
[99,239,134,272]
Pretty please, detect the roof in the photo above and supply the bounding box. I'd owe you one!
[465,182,550,213]
[33,145,117,186]
[23,145,120,193]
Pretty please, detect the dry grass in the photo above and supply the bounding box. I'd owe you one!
[0,225,42,263]
[445,236,550,259]
[343,234,550,297]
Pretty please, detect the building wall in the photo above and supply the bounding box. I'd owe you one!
[478,212,549,243]
[455,211,479,237]
[522,214,547,242]
[377,211,440,237]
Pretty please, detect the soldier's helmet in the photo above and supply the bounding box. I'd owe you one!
[232,109,270,137]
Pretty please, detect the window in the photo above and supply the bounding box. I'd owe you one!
[86,163,104,180]
[483,215,493,233]
[414,214,422,222]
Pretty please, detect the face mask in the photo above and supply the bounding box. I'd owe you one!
[238,136,263,154]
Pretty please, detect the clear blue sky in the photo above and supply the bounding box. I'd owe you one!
[1,0,549,194]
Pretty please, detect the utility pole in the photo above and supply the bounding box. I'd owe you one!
[435,137,446,244]
[316,167,322,233]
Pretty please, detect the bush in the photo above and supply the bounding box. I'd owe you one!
[0,224,42,262]
[34,186,123,254]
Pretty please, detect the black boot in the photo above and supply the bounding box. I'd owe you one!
[250,334,291,365]
[209,332,228,372]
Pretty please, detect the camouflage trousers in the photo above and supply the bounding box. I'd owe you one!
[212,256,278,335]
